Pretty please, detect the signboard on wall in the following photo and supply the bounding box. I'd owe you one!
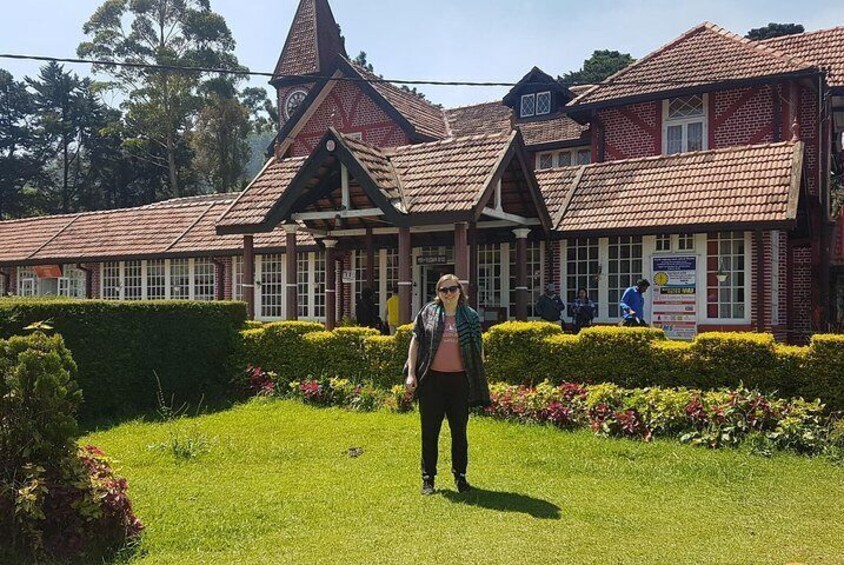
[341,270,355,284]
[417,254,449,265]
[651,256,697,340]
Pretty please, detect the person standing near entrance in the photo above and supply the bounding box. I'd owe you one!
[619,279,650,326]
[385,286,400,335]
[570,287,596,333]
[355,287,380,329]
[536,283,565,330]
[404,274,490,495]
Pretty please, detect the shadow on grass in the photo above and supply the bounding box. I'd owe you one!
[441,487,561,519]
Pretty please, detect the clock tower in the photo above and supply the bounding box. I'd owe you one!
[271,0,347,129]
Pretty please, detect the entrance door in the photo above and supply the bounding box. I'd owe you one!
[420,265,453,305]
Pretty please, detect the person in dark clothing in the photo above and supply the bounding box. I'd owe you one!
[405,274,490,496]
[536,283,565,329]
[570,287,596,333]
[355,287,381,329]
[619,279,650,326]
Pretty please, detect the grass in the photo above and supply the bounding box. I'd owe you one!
[80,399,844,565]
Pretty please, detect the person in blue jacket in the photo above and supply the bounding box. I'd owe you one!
[619,279,650,326]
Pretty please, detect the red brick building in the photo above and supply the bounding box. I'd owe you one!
[1,0,842,342]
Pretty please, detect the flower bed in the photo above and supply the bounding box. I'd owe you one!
[245,366,844,460]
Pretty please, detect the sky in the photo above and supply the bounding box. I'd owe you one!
[1,0,843,109]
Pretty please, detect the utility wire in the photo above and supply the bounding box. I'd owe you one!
[0,52,771,88]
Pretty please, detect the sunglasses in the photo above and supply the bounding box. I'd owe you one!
[438,285,460,295]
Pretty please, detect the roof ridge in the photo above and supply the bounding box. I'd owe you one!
[386,131,512,154]
[444,100,508,112]
[165,203,216,252]
[706,21,816,70]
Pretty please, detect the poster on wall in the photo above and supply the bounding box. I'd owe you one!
[651,256,698,340]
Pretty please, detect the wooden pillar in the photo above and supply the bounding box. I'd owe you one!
[514,228,531,321]
[468,221,479,309]
[243,235,255,320]
[324,239,338,330]
[398,227,412,324]
[365,227,375,291]
[454,222,469,290]
[284,224,298,321]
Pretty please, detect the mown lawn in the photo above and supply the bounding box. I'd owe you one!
[82,400,844,565]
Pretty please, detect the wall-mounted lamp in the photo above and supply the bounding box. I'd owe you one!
[716,260,729,283]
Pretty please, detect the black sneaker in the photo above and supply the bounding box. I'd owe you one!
[421,477,435,495]
[455,474,471,493]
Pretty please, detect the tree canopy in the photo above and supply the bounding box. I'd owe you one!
[559,50,635,87]
[746,23,804,41]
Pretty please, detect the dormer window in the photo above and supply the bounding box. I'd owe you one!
[663,94,707,155]
[520,91,552,118]
[521,94,536,118]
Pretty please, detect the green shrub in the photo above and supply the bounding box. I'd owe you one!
[242,321,325,379]
[805,334,844,412]
[484,321,562,384]
[303,327,379,381]
[773,345,809,399]
[539,334,581,383]
[575,326,666,388]
[0,299,246,422]
[648,341,693,388]
[688,332,777,389]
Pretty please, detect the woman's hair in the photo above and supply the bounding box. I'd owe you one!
[433,273,467,306]
[577,287,588,298]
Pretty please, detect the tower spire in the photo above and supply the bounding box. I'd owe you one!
[272,0,347,83]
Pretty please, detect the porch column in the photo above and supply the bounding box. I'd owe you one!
[514,228,531,321]
[454,222,469,291]
[284,224,298,321]
[398,227,412,325]
[324,239,338,330]
[755,230,766,333]
[468,221,479,309]
[365,227,375,291]
[243,235,255,320]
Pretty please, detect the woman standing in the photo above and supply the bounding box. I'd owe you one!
[571,287,596,334]
[405,274,490,495]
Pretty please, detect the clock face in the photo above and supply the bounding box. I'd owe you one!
[285,89,308,119]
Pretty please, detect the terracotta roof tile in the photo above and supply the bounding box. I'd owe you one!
[216,157,306,228]
[0,215,78,263]
[760,27,844,88]
[353,63,450,139]
[444,102,588,146]
[386,132,514,214]
[537,141,802,234]
[273,0,345,78]
[340,134,401,201]
[572,22,815,107]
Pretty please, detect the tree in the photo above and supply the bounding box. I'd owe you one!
[78,0,244,198]
[0,69,43,219]
[351,50,432,103]
[746,23,804,41]
[240,86,278,134]
[559,50,635,87]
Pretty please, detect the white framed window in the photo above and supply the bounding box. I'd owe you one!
[259,254,284,319]
[663,94,707,155]
[509,240,543,318]
[477,244,503,310]
[354,251,381,308]
[677,234,694,251]
[102,262,121,300]
[58,266,86,298]
[608,236,643,316]
[124,261,142,301]
[146,260,167,300]
[232,256,244,301]
[565,238,600,310]
[520,93,536,118]
[18,267,37,297]
[656,234,672,252]
[538,153,554,170]
[536,91,551,115]
[312,252,326,320]
[706,231,748,320]
[170,259,191,300]
[557,152,572,167]
[297,254,310,318]
[345,132,363,141]
[535,148,591,169]
[771,231,780,326]
[194,258,216,301]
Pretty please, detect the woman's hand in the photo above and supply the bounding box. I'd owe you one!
[405,373,417,394]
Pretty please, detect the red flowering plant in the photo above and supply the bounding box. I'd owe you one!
[244,365,279,397]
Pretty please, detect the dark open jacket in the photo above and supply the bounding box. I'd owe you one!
[409,302,491,408]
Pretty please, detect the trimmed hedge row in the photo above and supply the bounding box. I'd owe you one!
[0,298,247,421]
[238,321,844,411]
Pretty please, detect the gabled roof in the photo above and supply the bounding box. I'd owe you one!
[760,27,844,88]
[272,0,347,81]
[570,22,816,109]
[537,141,803,235]
[502,67,573,106]
[0,194,313,266]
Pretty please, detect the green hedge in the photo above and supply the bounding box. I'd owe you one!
[0,298,247,422]
[236,320,844,411]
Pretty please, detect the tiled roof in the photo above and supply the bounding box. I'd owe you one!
[571,22,815,107]
[444,102,588,146]
[341,135,401,201]
[352,63,449,140]
[538,141,802,234]
[760,27,844,88]
[387,132,515,214]
[0,195,313,265]
[273,0,345,78]
[216,158,306,229]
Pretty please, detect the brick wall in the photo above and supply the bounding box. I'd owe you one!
[215,256,233,300]
[0,267,15,295]
[600,101,660,160]
[80,263,100,299]
[712,86,775,148]
[291,81,409,156]
[791,245,813,341]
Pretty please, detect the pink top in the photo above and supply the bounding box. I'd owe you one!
[430,315,465,373]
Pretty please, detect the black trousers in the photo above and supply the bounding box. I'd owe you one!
[418,370,469,479]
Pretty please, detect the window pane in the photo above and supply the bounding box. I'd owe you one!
[557,152,572,167]
[521,94,535,118]
[538,153,553,169]
[536,91,551,115]
[666,125,683,154]
[576,149,591,165]
[687,121,703,151]
[668,95,704,118]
